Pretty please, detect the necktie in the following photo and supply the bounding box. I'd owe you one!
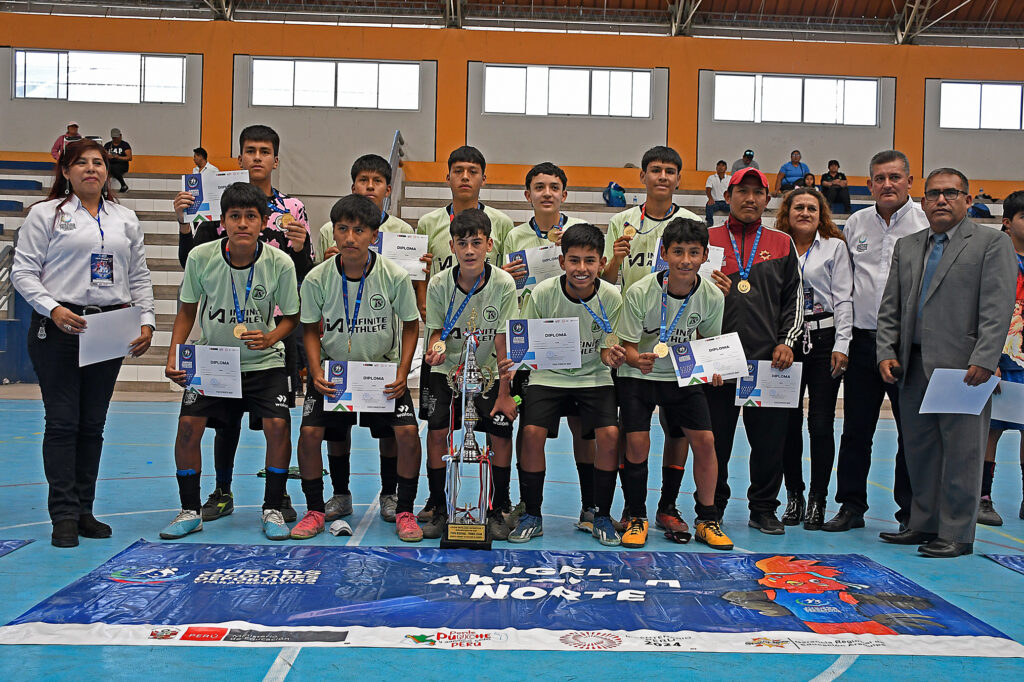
[918,232,948,319]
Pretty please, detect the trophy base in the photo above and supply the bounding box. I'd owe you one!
[440,522,492,550]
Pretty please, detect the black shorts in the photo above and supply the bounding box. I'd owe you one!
[617,376,712,435]
[417,354,432,421]
[301,376,417,439]
[521,384,617,438]
[423,371,514,440]
[179,367,291,424]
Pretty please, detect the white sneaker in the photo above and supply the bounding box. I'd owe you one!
[325,493,353,521]
[160,509,202,539]
[262,508,290,540]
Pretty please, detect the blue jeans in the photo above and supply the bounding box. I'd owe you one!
[705,200,728,226]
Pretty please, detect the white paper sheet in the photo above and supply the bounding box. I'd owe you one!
[323,361,397,413]
[182,170,250,226]
[175,344,241,398]
[992,380,1024,424]
[506,244,563,292]
[506,317,582,370]
[652,238,725,279]
[371,232,429,281]
[919,368,1000,415]
[78,306,141,367]
[670,332,749,386]
[735,360,803,408]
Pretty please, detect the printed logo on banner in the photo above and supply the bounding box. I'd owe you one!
[405,631,508,648]
[108,567,190,584]
[747,637,788,648]
[148,628,180,640]
[181,626,228,642]
[223,629,349,643]
[559,631,622,650]
[406,633,436,646]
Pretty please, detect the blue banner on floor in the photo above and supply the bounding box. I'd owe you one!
[985,554,1024,577]
[0,540,32,559]
[1,540,1021,655]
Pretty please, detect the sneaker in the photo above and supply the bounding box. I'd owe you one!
[977,498,1003,526]
[201,489,234,521]
[396,511,423,542]
[487,512,511,541]
[1020,500,1024,520]
[281,494,297,523]
[262,509,291,541]
[416,500,436,523]
[749,511,785,535]
[290,510,325,539]
[508,514,544,543]
[576,506,597,532]
[695,519,734,550]
[379,493,398,523]
[591,515,621,547]
[325,493,353,521]
[160,510,203,540]
[503,501,525,529]
[655,506,690,535]
[613,508,630,533]
[621,517,649,548]
[420,507,448,539]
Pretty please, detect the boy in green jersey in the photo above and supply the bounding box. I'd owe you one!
[420,209,519,540]
[509,223,628,546]
[293,194,423,542]
[161,183,300,541]
[615,217,733,551]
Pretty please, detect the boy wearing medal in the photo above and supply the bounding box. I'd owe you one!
[293,194,423,541]
[421,209,519,540]
[706,167,804,534]
[162,183,300,540]
[509,223,627,545]
[616,218,733,550]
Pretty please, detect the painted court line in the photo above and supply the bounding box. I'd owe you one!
[809,654,859,681]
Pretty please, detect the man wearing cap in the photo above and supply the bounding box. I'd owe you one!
[104,128,132,193]
[706,166,804,535]
[731,150,759,173]
[50,122,82,160]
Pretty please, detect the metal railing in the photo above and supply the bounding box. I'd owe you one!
[0,244,15,321]
[383,129,406,217]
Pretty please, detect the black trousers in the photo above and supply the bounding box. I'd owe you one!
[823,185,852,212]
[27,313,123,522]
[109,160,129,187]
[705,381,789,516]
[834,328,912,523]
[782,326,842,498]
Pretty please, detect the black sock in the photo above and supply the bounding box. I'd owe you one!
[623,459,649,518]
[380,455,399,496]
[491,465,512,511]
[263,468,288,510]
[397,475,418,514]
[176,470,202,512]
[594,467,618,517]
[213,426,240,492]
[327,454,351,496]
[301,477,325,513]
[981,460,996,498]
[427,466,447,510]
[576,462,595,509]
[520,470,545,517]
[695,500,718,522]
[618,465,630,516]
[658,466,685,512]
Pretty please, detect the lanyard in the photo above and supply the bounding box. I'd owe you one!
[446,202,484,222]
[381,210,388,226]
[1017,254,1024,278]
[227,243,256,326]
[728,223,763,280]
[266,188,289,217]
[440,268,485,342]
[660,274,694,344]
[633,202,678,236]
[569,279,612,333]
[343,253,372,338]
[529,214,567,239]
[91,199,105,250]
[799,240,816,281]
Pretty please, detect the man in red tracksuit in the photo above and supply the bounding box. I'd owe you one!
[706,167,804,534]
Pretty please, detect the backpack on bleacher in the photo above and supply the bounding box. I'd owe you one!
[968,202,992,219]
[603,182,626,207]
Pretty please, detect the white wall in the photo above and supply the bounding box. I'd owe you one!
[466,62,670,168]
[0,48,203,156]
[696,70,896,178]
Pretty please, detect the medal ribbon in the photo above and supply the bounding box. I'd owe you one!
[446,202,485,222]
[440,267,485,342]
[1017,253,1023,277]
[266,188,289,216]
[727,222,763,281]
[342,253,372,339]
[529,213,567,239]
[569,279,612,334]
[226,243,256,328]
[659,274,694,344]
[633,202,678,236]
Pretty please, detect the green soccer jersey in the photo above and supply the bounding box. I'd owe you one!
[604,203,701,294]
[315,213,414,264]
[425,263,517,376]
[616,271,724,381]
[300,251,419,363]
[180,239,300,372]
[520,275,622,389]
[416,203,514,280]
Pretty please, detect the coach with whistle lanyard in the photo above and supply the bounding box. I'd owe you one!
[705,167,804,535]
[12,139,155,548]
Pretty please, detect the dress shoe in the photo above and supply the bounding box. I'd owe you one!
[1019,500,1024,520]
[821,507,864,532]
[879,528,937,545]
[51,519,79,548]
[803,495,826,530]
[918,538,973,558]
[748,511,785,535]
[780,491,805,526]
[78,514,112,538]
[976,498,1003,526]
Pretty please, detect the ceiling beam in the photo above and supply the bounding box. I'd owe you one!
[670,0,702,36]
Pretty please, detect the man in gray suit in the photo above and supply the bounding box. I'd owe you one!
[876,167,1017,558]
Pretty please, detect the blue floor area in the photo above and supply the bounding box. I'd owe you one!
[0,398,1022,679]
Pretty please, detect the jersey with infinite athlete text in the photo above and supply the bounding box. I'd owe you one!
[180,239,299,372]
[316,213,414,265]
[425,264,517,376]
[416,204,514,279]
[604,204,701,293]
[300,252,419,363]
[521,275,621,389]
[616,271,724,381]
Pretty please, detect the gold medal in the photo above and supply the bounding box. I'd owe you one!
[547,228,561,243]
[737,279,751,294]
[605,333,619,347]
[233,323,247,339]
[653,342,669,358]
[280,214,295,227]
[623,225,637,239]
[432,340,446,355]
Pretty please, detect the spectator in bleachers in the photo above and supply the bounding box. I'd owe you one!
[731,149,758,173]
[820,160,852,214]
[704,160,730,226]
[191,147,219,177]
[799,173,817,189]
[103,128,132,193]
[50,121,82,161]
[775,150,810,195]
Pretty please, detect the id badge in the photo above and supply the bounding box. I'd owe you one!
[91,252,114,287]
[803,286,814,312]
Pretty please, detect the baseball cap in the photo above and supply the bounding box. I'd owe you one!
[743,149,754,157]
[110,128,121,137]
[728,166,769,189]
[67,121,79,127]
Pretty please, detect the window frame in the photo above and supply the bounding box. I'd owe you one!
[249,57,422,112]
[712,71,880,127]
[938,80,1024,131]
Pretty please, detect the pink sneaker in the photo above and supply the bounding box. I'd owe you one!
[290,510,325,539]
[395,511,423,542]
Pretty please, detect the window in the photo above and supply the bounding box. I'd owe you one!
[250,58,420,110]
[713,72,878,126]
[13,50,185,103]
[483,65,652,118]
[939,81,1024,130]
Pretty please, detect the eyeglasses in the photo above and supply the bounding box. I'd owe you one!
[923,188,967,201]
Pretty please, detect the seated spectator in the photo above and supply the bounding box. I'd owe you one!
[50,121,82,160]
[820,160,851,214]
[192,147,220,177]
[775,150,810,194]
[731,149,759,173]
[704,160,730,226]
[104,128,132,193]
[797,172,817,189]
